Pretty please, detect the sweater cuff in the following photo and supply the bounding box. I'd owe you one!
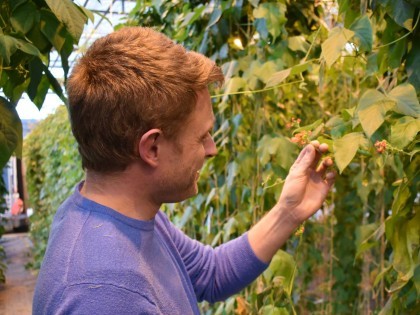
[230,233,270,286]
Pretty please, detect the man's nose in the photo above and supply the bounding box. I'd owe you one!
[205,137,218,158]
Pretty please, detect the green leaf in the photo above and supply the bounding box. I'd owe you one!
[43,64,67,104]
[390,116,420,149]
[321,27,355,67]
[77,5,94,23]
[206,8,222,30]
[378,0,415,30]
[385,209,419,284]
[59,35,74,80]
[333,132,368,173]
[355,223,380,259]
[259,306,289,315]
[388,84,420,118]
[253,61,280,84]
[406,39,420,92]
[15,39,41,57]
[223,77,247,95]
[257,135,296,169]
[253,3,287,40]
[0,35,17,64]
[288,36,310,52]
[9,0,27,11]
[40,9,67,52]
[32,75,50,109]
[10,1,38,34]
[0,97,22,168]
[27,57,44,103]
[389,36,407,69]
[263,250,296,296]
[374,265,393,287]
[223,217,237,242]
[180,6,205,28]
[45,0,87,41]
[26,21,52,54]
[350,15,373,52]
[226,161,238,189]
[366,53,378,75]
[294,119,324,134]
[356,89,388,138]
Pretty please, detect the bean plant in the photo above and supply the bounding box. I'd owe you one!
[24,0,419,314]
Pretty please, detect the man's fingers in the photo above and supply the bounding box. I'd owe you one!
[294,144,314,166]
[310,140,320,148]
[293,142,332,174]
[319,143,329,153]
[317,155,333,170]
[325,171,336,187]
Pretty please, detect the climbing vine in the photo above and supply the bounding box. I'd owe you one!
[124,0,420,313]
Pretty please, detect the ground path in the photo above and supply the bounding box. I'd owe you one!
[0,233,37,315]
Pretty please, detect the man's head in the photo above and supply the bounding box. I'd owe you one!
[67,27,224,173]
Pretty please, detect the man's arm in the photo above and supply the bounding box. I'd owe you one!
[248,141,335,263]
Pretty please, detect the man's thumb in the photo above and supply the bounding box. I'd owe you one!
[296,144,315,167]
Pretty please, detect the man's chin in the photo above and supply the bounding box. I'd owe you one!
[161,185,199,204]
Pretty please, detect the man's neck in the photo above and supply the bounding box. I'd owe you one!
[80,165,160,221]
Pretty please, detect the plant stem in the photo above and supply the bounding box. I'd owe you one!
[211,79,304,99]
[374,13,420,50]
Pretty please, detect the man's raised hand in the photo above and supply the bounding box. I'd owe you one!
[277,141,336,226]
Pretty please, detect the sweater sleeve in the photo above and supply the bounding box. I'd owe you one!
[54,283,160,315]
[157,212,269,303]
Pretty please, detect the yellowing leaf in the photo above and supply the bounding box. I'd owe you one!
[333,132,368,173]
[266,68,291,87]
[390,116,420,149]
[388,84,420,118]
[288,36,310,52]
[356,89,388,138]
[321,27,355,67]
[265,61,311,88]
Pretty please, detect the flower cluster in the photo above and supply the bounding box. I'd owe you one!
[291,130,312,146]
[294,224,305,236]
[374,140,388,154]
[285,117,302,129]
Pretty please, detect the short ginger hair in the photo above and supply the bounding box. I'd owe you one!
[67,27,224,173]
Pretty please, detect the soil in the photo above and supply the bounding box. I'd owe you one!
[0,233,37,315]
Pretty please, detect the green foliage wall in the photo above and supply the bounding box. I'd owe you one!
[125,0,420,314]
[0,0,90,281]
[24,106,83,269]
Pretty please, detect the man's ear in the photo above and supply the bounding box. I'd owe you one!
[138,129,163,168]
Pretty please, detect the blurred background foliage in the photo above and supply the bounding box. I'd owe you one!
[0,0,90,283]
[24,106,83,269]
[22,0,419,314]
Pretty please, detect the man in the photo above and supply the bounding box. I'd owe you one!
[33,27,335,314]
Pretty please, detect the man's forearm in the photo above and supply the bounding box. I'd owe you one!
[247,205,300,264]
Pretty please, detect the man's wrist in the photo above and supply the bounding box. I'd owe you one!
[272,204,303,231]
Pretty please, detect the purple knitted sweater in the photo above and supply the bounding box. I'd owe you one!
[33,184,268,314]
